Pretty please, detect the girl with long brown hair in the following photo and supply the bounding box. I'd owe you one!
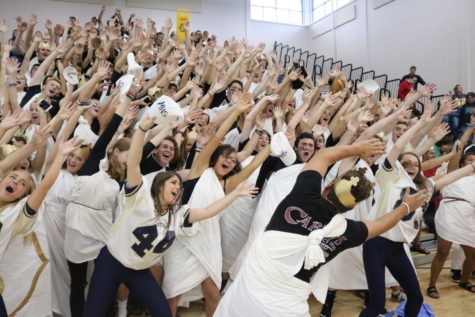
[81,115,257,317]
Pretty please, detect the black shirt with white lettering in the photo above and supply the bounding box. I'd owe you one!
[266,170,368,282]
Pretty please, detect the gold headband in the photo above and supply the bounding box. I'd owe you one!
[39,42,51,50]
[334,176,360,208]
[14,131,28,143]
[148,87,162,97]
[187,131,197,139]
[73,145,91,159]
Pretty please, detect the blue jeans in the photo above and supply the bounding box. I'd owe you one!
[82,247,171,317]
[360,237,423,317]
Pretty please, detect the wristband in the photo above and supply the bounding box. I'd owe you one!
[138,126,147,133]
[195,147,203,153]
[76,101,91,106]
[5,78,17,87]
[401,202,411,215]
[255,129,263,136]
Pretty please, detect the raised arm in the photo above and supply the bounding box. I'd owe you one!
[226,145,271,193]
[30,41,71,86]
[0,125,50,175]
[359,106,411,141]
[447,127,474,173]
[188,182,258,223]
[434,161,475,191]
[364,188,428,240]
[28,136,82,211]
[127,116,159,187]
[188,94,252,179]
[386,102,432,167]
[302,139,385,176]
[19,33,42,75]
[422,150,454,172]
[240,94,278,142]
[413,122,450,157]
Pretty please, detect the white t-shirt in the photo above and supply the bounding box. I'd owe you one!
[107,177,192,270]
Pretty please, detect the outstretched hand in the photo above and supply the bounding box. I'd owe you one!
[58,136,83,157]
[32,125,54,147]
[356,138,386,161]
[0,110,22,130]
[402,187,428,212]
[232,182,259,198]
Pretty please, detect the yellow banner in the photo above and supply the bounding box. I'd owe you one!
[176,9,190,42]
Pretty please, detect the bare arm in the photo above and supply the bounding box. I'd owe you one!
[422,152,454,171]
[28,137,81,211]
[126,117,157,188]
[226,145,271,193]
[188,182,258,223]
[386,103,432,167]
[363,189,428,240]
[434,163,475,191]
[302,139,385,176]
[19,34,41,75]
[189,95,252,179]
[448,127,474,173]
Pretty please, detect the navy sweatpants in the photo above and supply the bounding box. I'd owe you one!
[82,247,171,317]
[360,236,423,317]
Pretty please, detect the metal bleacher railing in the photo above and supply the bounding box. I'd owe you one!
[273,41,445,113]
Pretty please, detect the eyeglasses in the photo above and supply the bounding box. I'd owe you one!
[401,161,419,169]
[220,153,238,164]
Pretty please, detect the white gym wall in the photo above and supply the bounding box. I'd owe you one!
[0,0,308,55]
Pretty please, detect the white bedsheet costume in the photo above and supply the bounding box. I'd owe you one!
[230,163,304,279]
[220,156,261,272]
[215,214,347,317]
[43,170,76,317]
[435,174,475,248]
[162,168,224,304]
[1,206,52,317]
[65,159,120,263]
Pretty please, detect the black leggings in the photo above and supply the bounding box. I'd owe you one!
[360,236,423,317]
[0,295,7,317]
[68,260,88,317]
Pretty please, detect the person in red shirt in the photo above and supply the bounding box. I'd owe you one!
[398,75,417,100]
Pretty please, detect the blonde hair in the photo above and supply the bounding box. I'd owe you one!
[74,144,92,160]
[0,169,36,202]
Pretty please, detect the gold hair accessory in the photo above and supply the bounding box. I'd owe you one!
[334,176,360,208]
[14,131,28,143]
[187,131,198,140]
[39,42,51,50]
[0,144,18,160]
[148,87,162,97]
[45,76,61,85]
[73,144,92,159]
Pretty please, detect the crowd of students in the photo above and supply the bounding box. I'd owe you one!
[0,6,474,317]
